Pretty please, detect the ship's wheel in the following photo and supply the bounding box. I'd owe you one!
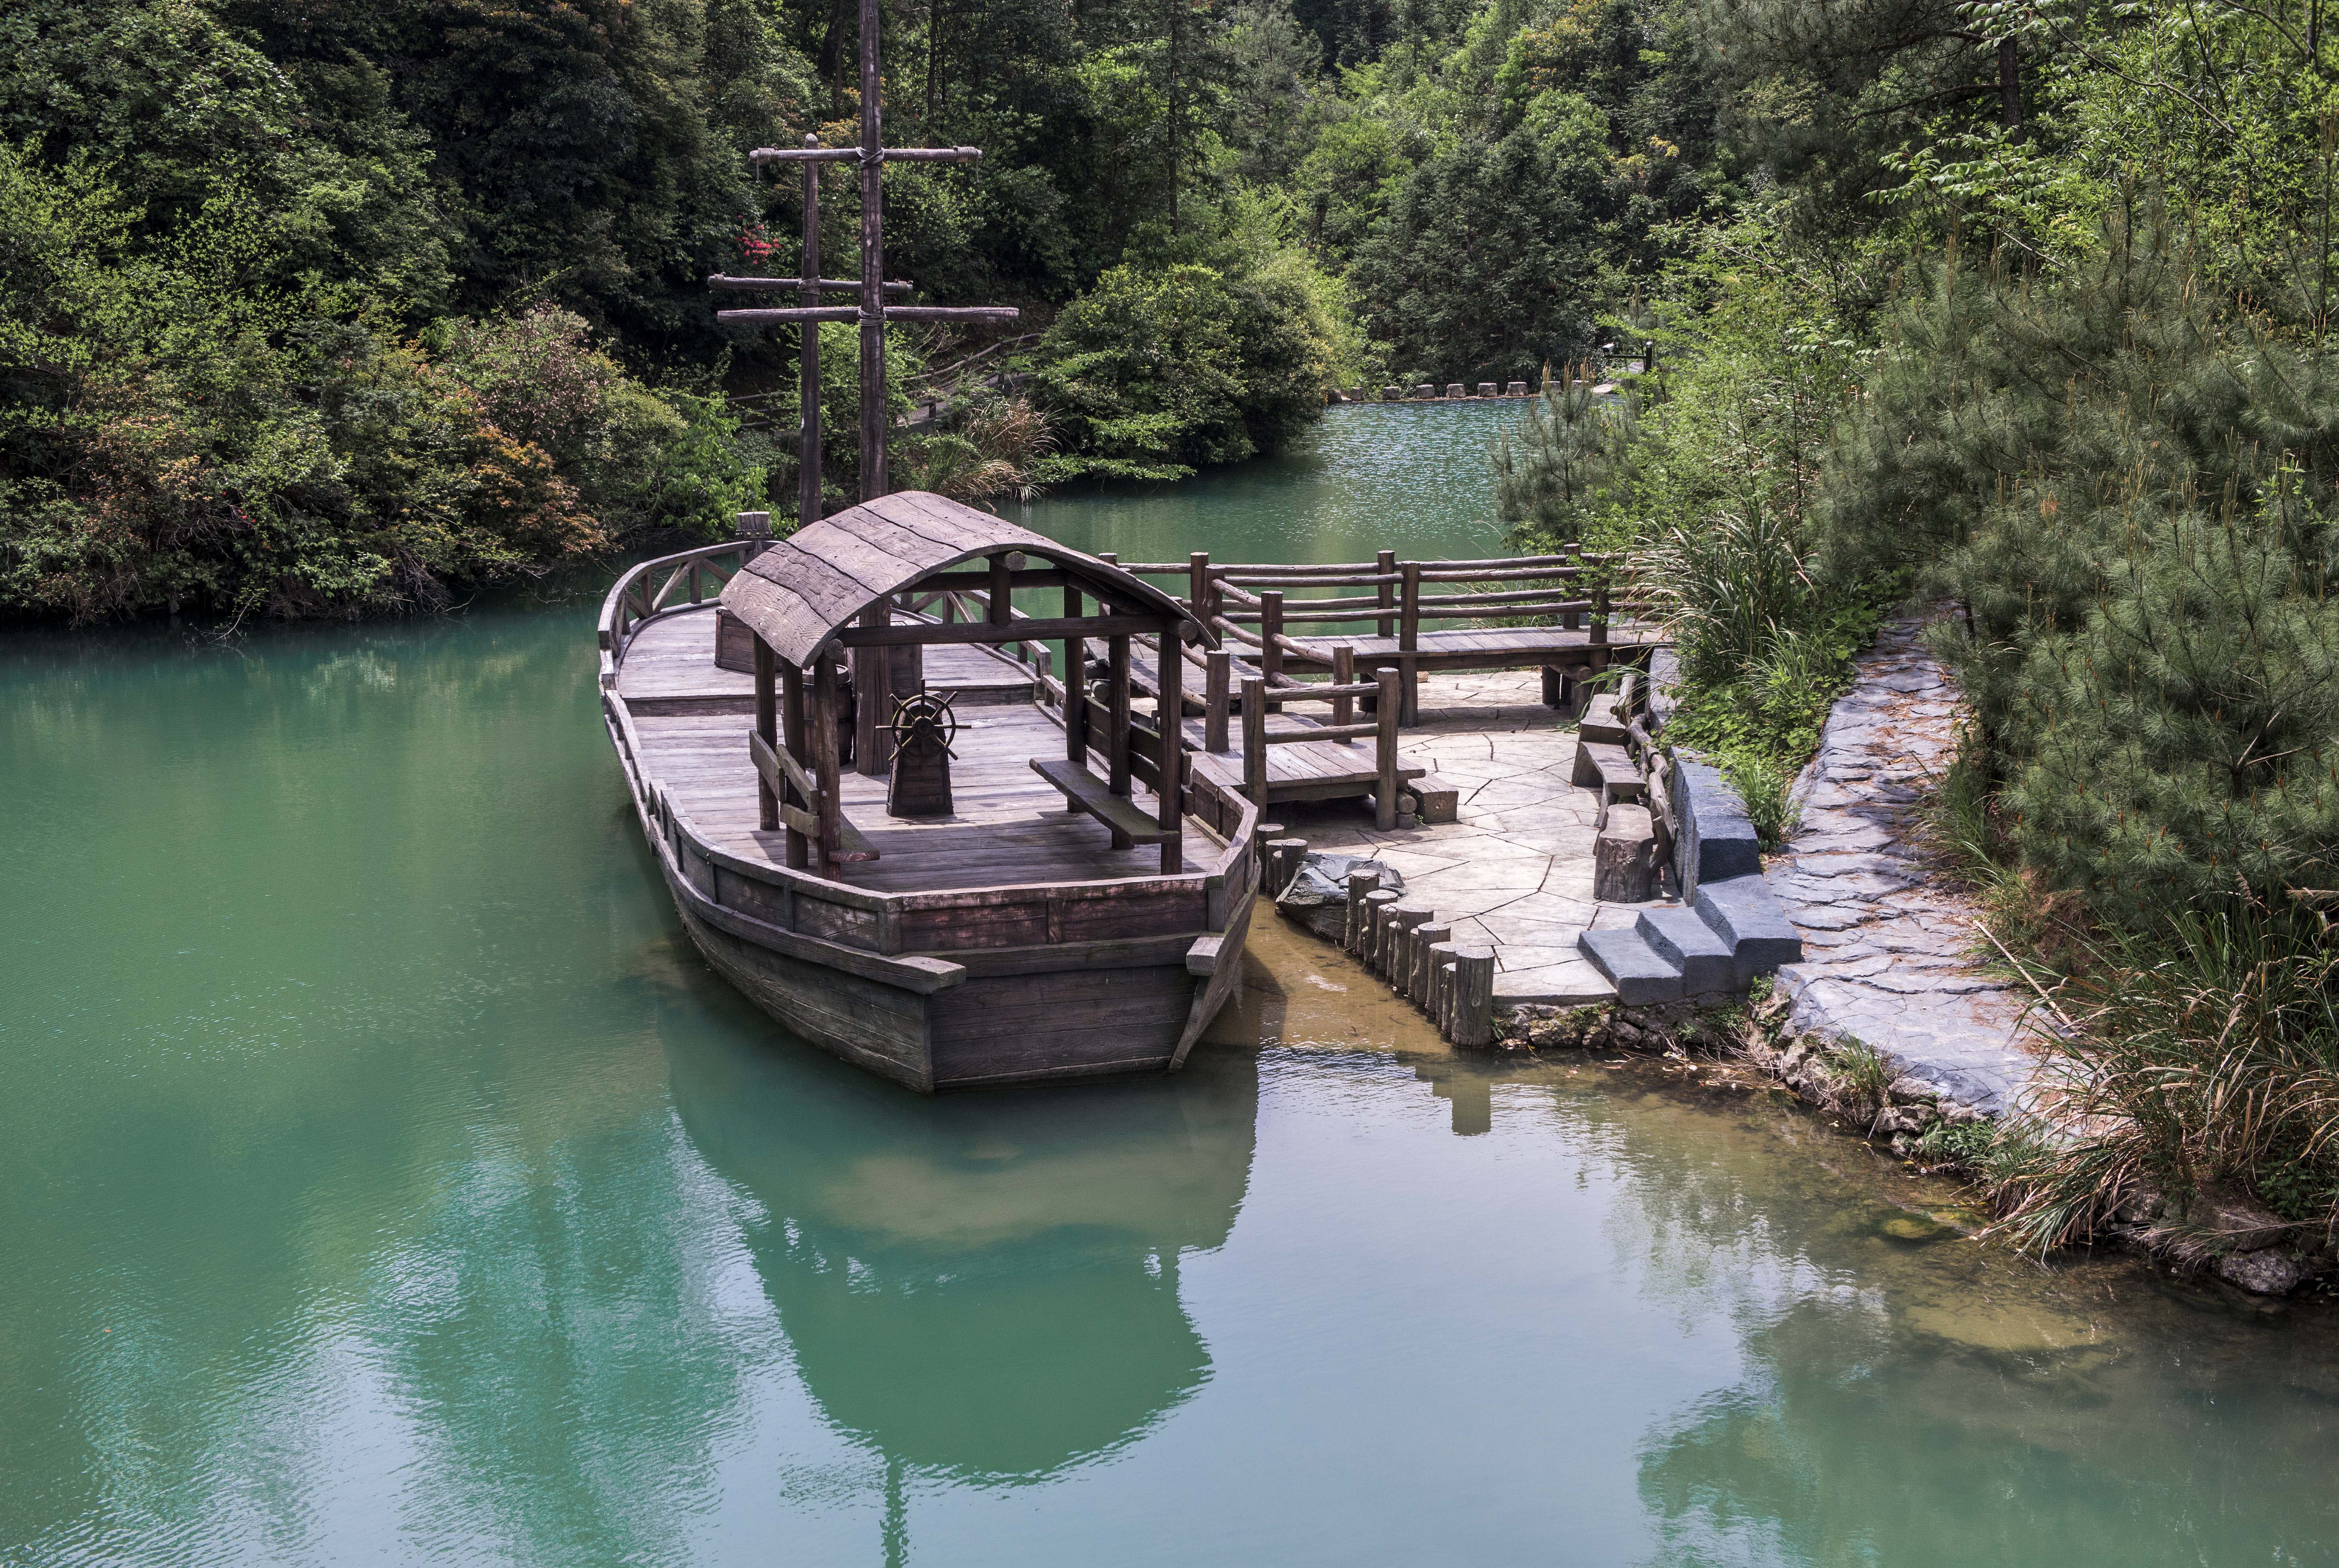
[882,687,961,763]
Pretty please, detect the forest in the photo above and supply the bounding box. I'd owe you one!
[4,0,2339,1246]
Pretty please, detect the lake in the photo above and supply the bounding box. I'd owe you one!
[6,404,2339,1566]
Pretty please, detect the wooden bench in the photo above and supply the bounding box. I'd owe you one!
[1029,757,1178,845]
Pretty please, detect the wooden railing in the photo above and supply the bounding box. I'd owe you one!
[1609,668,1677,864]
[597,538,763,690]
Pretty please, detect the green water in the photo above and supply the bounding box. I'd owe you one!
[7,405,2339,1565]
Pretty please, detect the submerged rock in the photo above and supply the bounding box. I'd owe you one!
[2216,1248,2317,1297]
[1277,852,1406,945]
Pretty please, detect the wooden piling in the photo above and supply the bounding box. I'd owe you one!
[1390,902,1433,985]
[1265,838,1309,899]
[1449,947,1496,1046]
[1410,923,1451,1005]
[1364,890,1401,972]
[1345,867,1380,953]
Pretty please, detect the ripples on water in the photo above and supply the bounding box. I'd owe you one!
[5,406,2339,1565]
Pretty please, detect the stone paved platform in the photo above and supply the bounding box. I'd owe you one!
[1765,620,2042,1114]
[1261,669,1656,1005]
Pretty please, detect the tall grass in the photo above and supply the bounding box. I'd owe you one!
[1987,899,2339,1256]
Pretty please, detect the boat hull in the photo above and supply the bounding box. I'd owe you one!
[658,844,1254,1092]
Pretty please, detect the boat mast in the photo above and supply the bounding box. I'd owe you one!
[709,13,1017,522]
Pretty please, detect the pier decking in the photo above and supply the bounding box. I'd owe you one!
[1260,668,1650,1006]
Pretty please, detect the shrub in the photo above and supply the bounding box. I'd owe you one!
[1032,257,1343,481]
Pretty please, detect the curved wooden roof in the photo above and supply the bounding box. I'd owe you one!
[720,492,1206,667]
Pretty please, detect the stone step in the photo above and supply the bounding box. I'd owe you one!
[1577,928,1685,1006]
[1579,694,1630,745]
[1635,906,1737,996]
[1693,874,1804,980]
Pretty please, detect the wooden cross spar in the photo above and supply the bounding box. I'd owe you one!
[706,0,1019,519]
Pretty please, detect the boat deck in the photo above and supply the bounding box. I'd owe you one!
[618,607,1036,715]
[622,608,1208,892]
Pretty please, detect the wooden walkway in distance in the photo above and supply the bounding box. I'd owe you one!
[1279,621,1665,671]
[621,610,1204,893]
[1181,714,1426,806]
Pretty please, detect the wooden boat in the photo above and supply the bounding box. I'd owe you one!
[597,491,1260,1092]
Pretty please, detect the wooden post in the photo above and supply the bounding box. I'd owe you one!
[1374,668,1400,831]
[1187,552,1209,619]
[1241,676,1268,810]
[1064,581,1087,769]
[1376,549,1397,639]
[857,0,888,501]
[1398,561,1421,725]
[1345,867,1380,953]
[1364,890,1400,973]
[754,635,779,832]
[1428,942,1459,1032]
[1450,947,1496,1047]
[1411,923,1451,1005]
[1260,590,1284,711]
[854,602,887,776]
[1107,631,1133,849]
[1204,649,1231,752]
[1266,837,1308,899]
[1331,644,1356,742]
[1391,903,1433,984]
[798,138,824,528]
[988,553,1013,625]
[1156,622,1183,874]
[810,651,843,878]
[780,658,810,869]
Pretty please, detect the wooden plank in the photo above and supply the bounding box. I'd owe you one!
[1029,758,1177,844]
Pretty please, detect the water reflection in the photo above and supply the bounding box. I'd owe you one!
[1500,1070,2339,1567]
[662,1008,1259,1483]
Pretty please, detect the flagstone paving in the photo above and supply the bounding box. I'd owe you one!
[1260,668,1646,1004]
[1765,619,2044,1114]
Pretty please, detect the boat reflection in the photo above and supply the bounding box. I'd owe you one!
[664,1010,1259,1483]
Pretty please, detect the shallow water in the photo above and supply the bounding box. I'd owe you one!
[6,405,2339,1565]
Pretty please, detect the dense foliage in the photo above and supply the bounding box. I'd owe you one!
[1482,0,2339,1242]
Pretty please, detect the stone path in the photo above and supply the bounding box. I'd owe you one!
[1265,669,1648,1005]
[1764,619,2041,1114]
